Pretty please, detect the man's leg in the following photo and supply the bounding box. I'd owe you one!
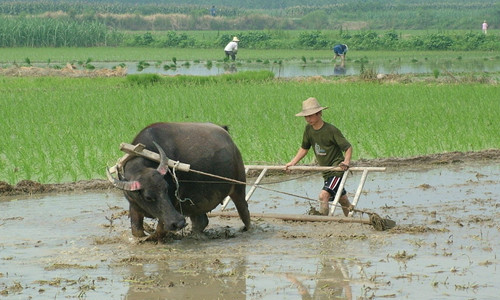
[319,190,331,215]
[338,194,352,217]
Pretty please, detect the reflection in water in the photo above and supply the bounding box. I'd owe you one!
[124,257,247,299]
[333,61,346,75]
[287,258,352,300]
[223,63,238,73]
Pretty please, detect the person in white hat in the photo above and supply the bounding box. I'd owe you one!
[285,97,353,216]
[224,36,239,61]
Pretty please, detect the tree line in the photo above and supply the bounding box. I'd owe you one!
[0,0,498,30]
[0,16,497,51]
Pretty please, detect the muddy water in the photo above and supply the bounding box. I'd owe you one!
[1,162,499,299]
[94,59,500,78]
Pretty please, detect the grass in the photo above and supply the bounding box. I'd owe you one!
[0,47,498,65]
[0,74,498,184]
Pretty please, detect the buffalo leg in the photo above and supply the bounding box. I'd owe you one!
[190,214,209,233]
[129,204,146,237]
[230,185,251,230]
[153,220,172,239]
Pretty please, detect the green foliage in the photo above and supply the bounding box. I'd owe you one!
[424,34,454,50]
[300,10,329,30]
[0,17,122,47]
[124,71,274,87]
[433,69,440,78]
[216,31,273,49]
[126,73,162,85]
[1,76,498,184]
[297,31,328,49]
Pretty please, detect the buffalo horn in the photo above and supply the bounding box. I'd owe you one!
[106,167,142,191]
[153,141,168,175]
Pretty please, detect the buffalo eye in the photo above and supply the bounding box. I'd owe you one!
[142,191,155,202]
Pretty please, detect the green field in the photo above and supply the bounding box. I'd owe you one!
[1,73,498,184]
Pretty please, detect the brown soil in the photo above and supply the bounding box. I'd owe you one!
[0,65,126,77]
[1,149,499,197]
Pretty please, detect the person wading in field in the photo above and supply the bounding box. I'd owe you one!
[333,44,348,62]
[285,97,353,216]
[224,36,239,61]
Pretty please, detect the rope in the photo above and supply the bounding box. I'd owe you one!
[168,164,194,207]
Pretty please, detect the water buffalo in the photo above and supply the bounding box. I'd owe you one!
[107,122,251,238]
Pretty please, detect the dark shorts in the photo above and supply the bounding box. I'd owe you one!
[323,175,347,200]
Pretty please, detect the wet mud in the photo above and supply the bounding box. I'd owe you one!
[1,151,499,299]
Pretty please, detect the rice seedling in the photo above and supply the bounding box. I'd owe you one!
[0,75,498,184]
[433,69,440,78]
[136,60,150,71]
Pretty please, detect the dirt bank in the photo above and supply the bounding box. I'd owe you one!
[0,65,126,77]
[1,149,499,197]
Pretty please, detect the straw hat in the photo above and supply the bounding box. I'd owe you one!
[232,36,240,42]
[295,97,328,116]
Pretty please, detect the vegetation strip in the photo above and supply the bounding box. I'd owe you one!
[0,73,498,185]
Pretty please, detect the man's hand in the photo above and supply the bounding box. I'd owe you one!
[339,162,350,171]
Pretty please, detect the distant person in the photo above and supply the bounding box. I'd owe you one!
[482,20,488,34]
[285,97,353,216]
[333,44,348,62]
[210,5,216,17]
[224,37,239,61]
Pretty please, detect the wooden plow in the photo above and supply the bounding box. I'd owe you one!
[109,143,394,231]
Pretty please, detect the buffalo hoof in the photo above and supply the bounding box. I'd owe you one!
[187,231,209,241]
[137,231,175,244]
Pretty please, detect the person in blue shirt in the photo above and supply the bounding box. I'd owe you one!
[333,44,348,62]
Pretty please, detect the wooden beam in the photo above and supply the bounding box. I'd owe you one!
[208,211,371,225]
[244,165,386,172]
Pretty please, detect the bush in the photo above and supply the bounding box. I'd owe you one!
[297,31,328,49]
[423,34,454,50]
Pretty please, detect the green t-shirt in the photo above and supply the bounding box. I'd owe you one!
[301,122,351,179]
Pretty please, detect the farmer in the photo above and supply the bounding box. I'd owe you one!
[482,20,488,34]
[285,97,353,216]
[224,37,239,61]
[333,44,348,61]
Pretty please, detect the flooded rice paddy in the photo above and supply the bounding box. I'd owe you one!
[1,161,499,299]
[96,58,500,78]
